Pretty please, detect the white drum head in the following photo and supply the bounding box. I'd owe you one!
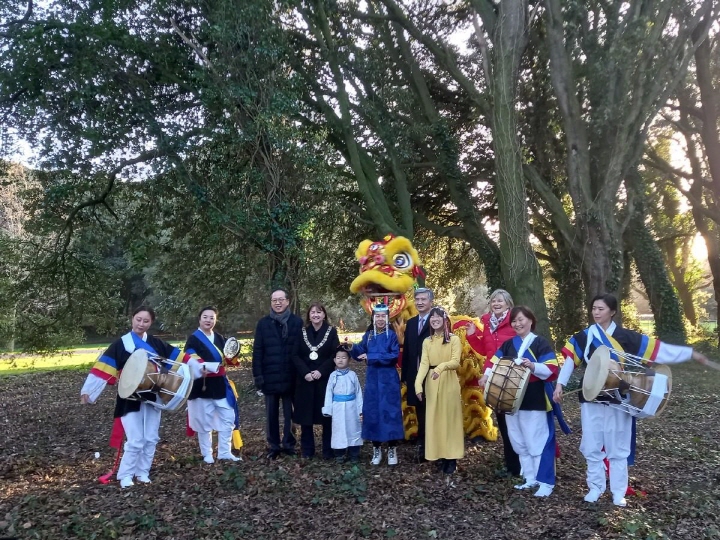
[583,345,611,401]
[118,349,150,398]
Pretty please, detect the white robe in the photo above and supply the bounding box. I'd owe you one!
[322,369,363,449]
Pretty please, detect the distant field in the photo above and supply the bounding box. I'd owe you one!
[638,319,718,335]
[0,333,365,375]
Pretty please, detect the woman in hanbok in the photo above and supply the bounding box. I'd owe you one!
[80,306,187,488]
[481,306,569,497]
[554,293,710,507]
[184,306,242,464]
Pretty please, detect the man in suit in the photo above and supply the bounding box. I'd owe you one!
[400,287,434,462]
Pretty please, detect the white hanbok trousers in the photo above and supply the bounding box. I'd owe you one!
[506,410,549,485]
[117,402,162,481]
[579,402,632,500]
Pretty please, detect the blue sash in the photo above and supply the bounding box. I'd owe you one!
[585,323,621,362]
[189,331,239,428]
[333,394,356,402]
[122,331,160,356]
[191,329,223,363]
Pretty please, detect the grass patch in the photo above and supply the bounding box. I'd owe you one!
[0,349,102,374]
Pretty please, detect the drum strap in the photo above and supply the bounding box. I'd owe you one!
[584,322,617,361]
[515,333,537,360]
[150,364,171,395]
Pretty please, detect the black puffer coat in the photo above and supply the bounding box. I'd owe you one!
[251,313,303,395]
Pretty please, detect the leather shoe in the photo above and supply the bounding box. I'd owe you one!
[267,450,280,460]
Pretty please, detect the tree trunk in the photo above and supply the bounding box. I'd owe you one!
[547,249,586,348]
[662,241,698,327]
[626,209,686,343]
[489,0,549,336]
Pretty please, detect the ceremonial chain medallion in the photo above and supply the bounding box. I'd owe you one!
[303,326,333,360]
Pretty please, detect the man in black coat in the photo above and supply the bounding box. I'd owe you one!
[252,289,303,459]
[400,287,434,462]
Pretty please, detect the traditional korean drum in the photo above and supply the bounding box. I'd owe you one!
[483,357,531,415]
[117,349,193,412]
[582,345,672,418]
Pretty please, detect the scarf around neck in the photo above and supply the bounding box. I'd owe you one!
[489,309,508,333]
[270,308,291,339]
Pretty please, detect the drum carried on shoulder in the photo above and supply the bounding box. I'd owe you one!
[582,345,672,418]
[483,357,531,415]
[117,349,193,412]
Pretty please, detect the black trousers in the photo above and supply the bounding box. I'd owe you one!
[497,412,521,475]
[415,398,427,446]
[265,393,296,451]
[300,418,332,458]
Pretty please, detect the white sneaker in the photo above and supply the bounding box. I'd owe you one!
[371,447,382,465]
[203,455,215,464]
[534,483,554,497]
[119,477,134,488]
[613,496,627,507]
[136,475,151,484]
[584,489,602,503]
[218,454,242,462]
[514,481,539,490]
[387,447,398,466]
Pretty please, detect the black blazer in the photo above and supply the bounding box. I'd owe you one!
[400,314,432,406]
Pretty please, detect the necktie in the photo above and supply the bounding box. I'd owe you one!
[418,316,425,335]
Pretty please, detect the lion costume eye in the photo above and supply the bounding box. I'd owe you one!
[393,252,413,270]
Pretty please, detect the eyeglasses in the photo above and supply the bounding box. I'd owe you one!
[271,298,288,304]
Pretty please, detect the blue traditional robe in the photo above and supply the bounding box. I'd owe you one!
[351,329,404,442]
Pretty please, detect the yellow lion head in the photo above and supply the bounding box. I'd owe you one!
[349,235,423,320]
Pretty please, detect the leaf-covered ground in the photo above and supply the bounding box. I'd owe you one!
[1,362,719,540]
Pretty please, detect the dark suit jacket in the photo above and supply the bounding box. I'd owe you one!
[400,314,432,406]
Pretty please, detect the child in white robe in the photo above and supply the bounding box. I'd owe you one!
[322,347,363,462]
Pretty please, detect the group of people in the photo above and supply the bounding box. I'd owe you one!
[80,305,241,488]
[80,288,711,507]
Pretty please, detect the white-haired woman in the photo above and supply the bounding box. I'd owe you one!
[471,289,520,477]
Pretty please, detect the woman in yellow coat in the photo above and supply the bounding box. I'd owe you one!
[415,306,464,476]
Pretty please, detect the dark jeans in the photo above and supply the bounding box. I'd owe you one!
[300,417,332,458]
[497,412,521,475]
[265,393,296,451]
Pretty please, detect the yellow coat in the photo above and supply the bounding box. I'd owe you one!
[415,334,465,461]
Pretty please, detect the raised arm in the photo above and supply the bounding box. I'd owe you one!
[367,332,400,366]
